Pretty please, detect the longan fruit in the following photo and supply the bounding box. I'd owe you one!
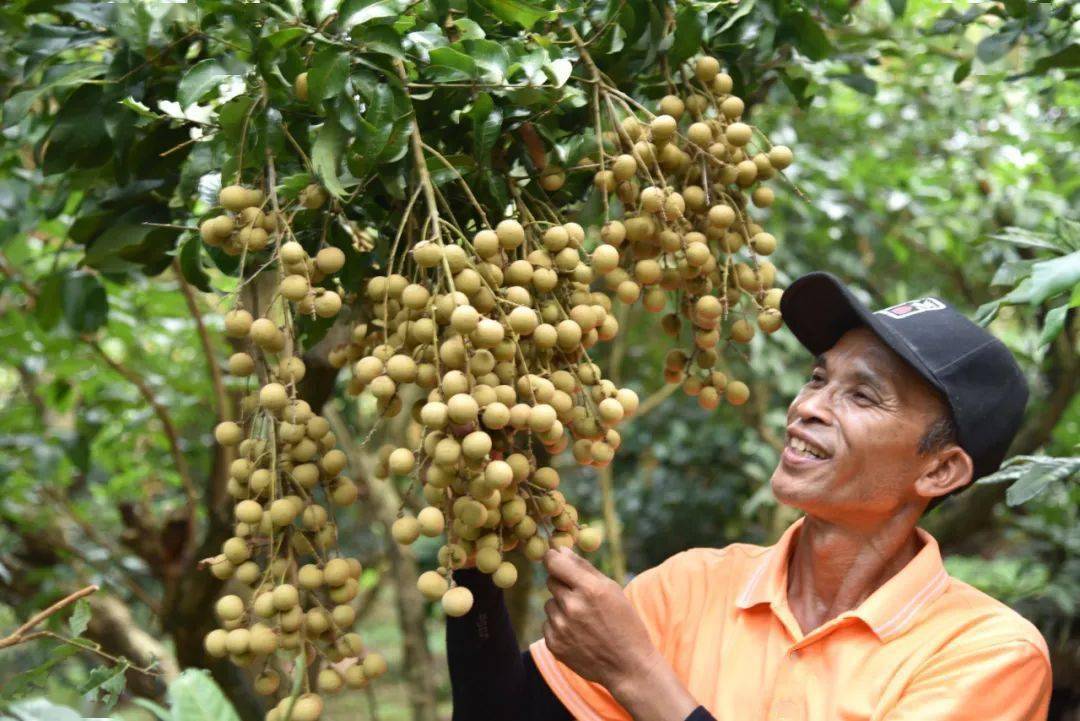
[259,382,289,411]
[215,594,245,621]
[219,185,253,212]
[294,72,309,101]
[768,145,794,170]
[290,694,323,721]
[204,629,229,658]
[214,421,243,446]
[495,219,525,250]
[695,56,721,83]
[758,308,783,333]
[392,515,421,545]
[417,506,445,536]
[235,499,263,525]
[578,526,603,553]
[228,352,255,376]
[492,561,518,588]
[417,570,449,601]
[362,652,388,679]
[388,448,415,476]
[315,246,346,274]
[299,183,329,209]
[224,309,253,338]
[726,380,750,406]
[441,586,474,617]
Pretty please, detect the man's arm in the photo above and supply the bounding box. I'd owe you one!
[881,638,1051,720]
[541,547,705,721]
[447,568,572,721]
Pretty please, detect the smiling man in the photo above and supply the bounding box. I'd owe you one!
[447,271,1052,721]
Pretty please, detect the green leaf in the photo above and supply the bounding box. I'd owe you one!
[61,271,109,333]
[168,669,241,721]
[178,235,212,292]
[953,59,972,83]
[976,29,1019,64]
[887,0,906,18]
[1031,43,1080,74]
[1056,217,1080,252]
[835,73,877,96]
[669,7,703,68]
[341,0,406,29]
[308,47,351,101]
[470,93,502,165]
[312,116,349,197]
[427,153,476,186]
[717,0,756,34]
[262,26,309,50]
[177,59,230,107]
[68,598,92,637]
[464,39,510,83]
[131,697,172,721]
[353,24,404,58]
[1001,252,1080,307]
[2,698,83,721]
[1038,304,1068,348]
[474,0,552,29]
[779,9,833,62]
[1006,459,1079,506]
[79,661,128,711]
[2,63,105,130]
[428,46,477,80]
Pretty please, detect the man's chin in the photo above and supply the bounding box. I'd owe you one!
[769,467,831,509]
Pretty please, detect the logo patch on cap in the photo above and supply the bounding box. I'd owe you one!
[875,297,946,320]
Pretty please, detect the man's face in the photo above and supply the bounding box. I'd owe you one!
[769,326,947,523]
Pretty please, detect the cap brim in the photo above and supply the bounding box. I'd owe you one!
[780,272,946,398]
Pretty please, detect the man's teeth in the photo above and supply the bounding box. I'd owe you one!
[789,437,827,459]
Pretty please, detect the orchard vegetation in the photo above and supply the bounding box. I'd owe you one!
[0,1,1077,720]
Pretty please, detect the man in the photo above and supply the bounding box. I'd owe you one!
[447,271,1052,721]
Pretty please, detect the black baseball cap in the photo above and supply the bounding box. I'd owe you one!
[779,271,1028,481]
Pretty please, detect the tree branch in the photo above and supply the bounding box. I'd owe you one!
[173,259,229,422]
[0,585,98,650]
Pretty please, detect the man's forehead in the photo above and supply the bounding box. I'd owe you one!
[822,327,908,377]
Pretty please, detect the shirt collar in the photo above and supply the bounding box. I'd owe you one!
[735,516,950,642]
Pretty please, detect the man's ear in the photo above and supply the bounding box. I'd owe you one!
[914,446,974,502]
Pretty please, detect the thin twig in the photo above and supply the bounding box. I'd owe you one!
[0,585,99,650]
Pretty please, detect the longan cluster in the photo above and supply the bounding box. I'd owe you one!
[327,218,634,615]
[585,55,792,409]
[204,183,383,721]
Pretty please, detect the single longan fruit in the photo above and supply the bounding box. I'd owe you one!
[392,516,421,545]
[272,584,300,611]
[219,185,252,211]
[539,166,565,192]
[290,694,323,721]
[495,219,525,250]
[363,652,388,679]
[417,570,449,601]
[658,94,685,119]
[216,594,245,621]
[726,122,753,147]
[315,246,346,274]
[294,72,309,101]
[417,506,445,536]
[322,557,351,587]
[492,561,518,588]
[650,114,677,142]
[299,183,329,209]
[228,352,255,376]
[204,629,228,658]
[259,383,289,411]
[388,448,415,476]
[695,56,721,83]
[224,309,253,338]
[578,526,603,553]
[441,586,474,617]
[280,274,310,302]
[721,95,745,119]
[758,308,783,333]
[235,499,263,524]
[768,145,794,170]
[214,421,243,446]
[726,380,750,406]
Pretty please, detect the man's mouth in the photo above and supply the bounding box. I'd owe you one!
[785,435,831,461]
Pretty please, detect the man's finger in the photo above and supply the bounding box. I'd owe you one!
[544,547,587,585]
[546,573,573,599]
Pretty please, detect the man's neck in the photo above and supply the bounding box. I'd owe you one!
[786,511,923,635]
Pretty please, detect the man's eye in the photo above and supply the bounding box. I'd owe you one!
[854,390,874,403]
[809,372,825,384]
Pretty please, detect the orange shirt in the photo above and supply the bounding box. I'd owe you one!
[531,517,1052,721]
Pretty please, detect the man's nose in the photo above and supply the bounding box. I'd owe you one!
[790,387,834,426]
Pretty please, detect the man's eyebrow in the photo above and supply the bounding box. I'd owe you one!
[851,365,891,393]
[813,354,826,368]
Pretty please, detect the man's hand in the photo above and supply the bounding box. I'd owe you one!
[541,547,661,692]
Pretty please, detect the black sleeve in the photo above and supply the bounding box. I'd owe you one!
[447,568,571,721]
[446,569,717,721]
